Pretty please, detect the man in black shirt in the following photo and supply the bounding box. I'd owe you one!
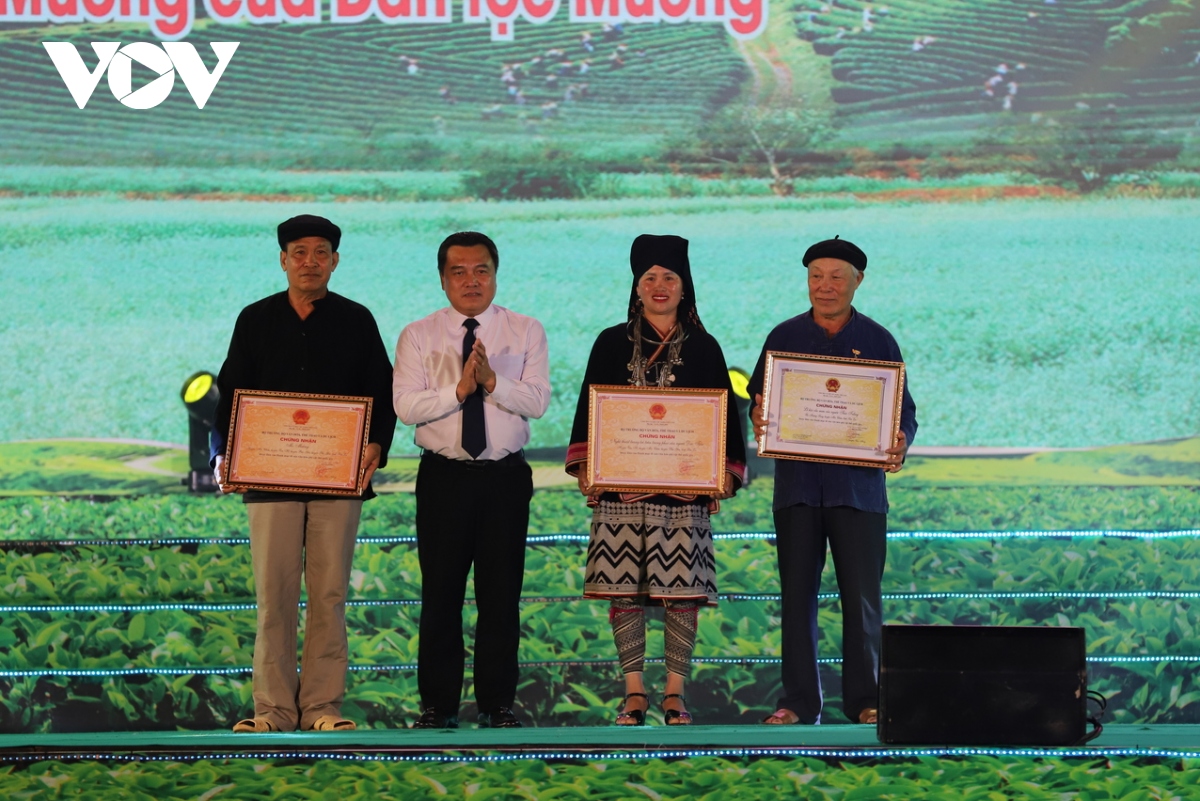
[211,215,396,733]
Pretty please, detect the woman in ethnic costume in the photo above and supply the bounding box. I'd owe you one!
[565,234,747,726]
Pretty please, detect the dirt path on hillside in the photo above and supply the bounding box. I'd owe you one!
[736,37,796,106]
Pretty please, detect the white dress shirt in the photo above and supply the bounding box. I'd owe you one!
[393,303,551,460]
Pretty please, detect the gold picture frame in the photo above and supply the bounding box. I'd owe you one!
[223,390,373,496]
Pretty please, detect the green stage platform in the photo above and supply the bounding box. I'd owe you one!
[2,724,1199,761]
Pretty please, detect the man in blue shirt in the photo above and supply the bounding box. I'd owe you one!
[748,236,917,726]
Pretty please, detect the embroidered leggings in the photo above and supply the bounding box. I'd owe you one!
[609,597,701,677]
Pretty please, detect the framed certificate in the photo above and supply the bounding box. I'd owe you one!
[587,385,728,495]
[759,352,905,468]
[222,390,373,496]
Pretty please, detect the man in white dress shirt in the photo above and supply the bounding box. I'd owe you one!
[393,231,551,729]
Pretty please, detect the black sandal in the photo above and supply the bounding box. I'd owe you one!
[616,692,648,726]
[661,693,693,726]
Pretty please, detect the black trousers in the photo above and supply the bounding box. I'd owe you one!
[774,503,887,723]
[415,452,532,713]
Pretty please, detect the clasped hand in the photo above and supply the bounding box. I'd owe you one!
[456,340,497,401]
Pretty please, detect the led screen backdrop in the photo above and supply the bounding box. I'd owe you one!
[2,0,1200,738]
[2,0,1199,453]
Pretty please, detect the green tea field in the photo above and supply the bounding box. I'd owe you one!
[2,432,1199,732]
[7,0,1200,170]
[6,491,1199,801]
[2,193,1198,451]
[0,17,744,168]
[800,0,1200,121]
[3,480,1200,733]
[2,752,1199,798]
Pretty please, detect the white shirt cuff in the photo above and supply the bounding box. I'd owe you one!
[439,382,463,413]
[487,373,515,405]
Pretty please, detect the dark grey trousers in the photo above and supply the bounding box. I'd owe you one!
[774,503,887,723]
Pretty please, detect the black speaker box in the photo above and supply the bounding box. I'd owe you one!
[878,624,1088,745]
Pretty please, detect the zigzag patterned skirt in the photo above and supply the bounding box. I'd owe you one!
[583,500,717,606]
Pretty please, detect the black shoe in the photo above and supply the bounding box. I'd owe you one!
[477,707,523,728]
[412,708,459,729]
[616,692,648,726]
[661,694,693,726]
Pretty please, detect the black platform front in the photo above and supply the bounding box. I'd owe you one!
[879,624,1089,745]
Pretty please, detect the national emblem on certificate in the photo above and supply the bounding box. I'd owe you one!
[222,390,373,495]
[587,385,728,495]
[758,352,905,468]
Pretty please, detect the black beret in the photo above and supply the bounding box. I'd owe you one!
[277,215,341,252]
[802,235,867,272]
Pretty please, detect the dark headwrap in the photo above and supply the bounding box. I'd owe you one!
[802,235,867,271]
[277,214,342,252]
[627,233,703,330]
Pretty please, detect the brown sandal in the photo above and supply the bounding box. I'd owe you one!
[309,715,357,731]
[761,708,801,725]
[232,717,279,733]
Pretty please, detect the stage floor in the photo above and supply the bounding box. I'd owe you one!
[3,724,1199,762]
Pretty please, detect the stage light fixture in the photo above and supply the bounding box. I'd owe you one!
[180,370,219,493]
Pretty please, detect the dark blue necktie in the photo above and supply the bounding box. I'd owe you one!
[461,318,486,458]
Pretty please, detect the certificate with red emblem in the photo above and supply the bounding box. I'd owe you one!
[759,352,904,468]
[222,390,373,496]
[587,385,728,495]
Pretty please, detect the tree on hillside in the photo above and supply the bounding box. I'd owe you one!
[1004,110,1182,193]
[673,102,832,196]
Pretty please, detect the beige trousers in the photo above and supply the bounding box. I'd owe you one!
[246,499,362,731]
